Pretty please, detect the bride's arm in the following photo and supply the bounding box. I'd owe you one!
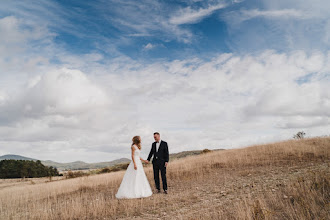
[140,157,148,163]
[131,146,137,170]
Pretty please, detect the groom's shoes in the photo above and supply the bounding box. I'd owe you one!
[157,189,161,193]
[164,190,168,194]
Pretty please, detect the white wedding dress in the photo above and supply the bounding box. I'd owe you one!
[115,145,152,199]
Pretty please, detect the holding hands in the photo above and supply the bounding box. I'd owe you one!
[140,157,149,164]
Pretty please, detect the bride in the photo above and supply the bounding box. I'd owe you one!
[115,136,152,199]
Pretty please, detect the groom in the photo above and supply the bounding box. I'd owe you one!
[147,132,169,194]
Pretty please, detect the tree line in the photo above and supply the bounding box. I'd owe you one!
[0,159,60,178]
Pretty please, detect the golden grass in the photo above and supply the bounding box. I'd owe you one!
[0,137,329,219]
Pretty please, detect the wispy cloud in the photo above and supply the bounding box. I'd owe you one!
[222,0,330,52]
[95,0,196,43]
[170,3,227,25]
[238,9,310,22]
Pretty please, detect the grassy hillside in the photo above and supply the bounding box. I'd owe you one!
[0,137,329,219]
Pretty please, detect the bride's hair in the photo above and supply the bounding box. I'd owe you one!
[132,136,141,150]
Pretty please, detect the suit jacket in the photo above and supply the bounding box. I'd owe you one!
[147,140,169,164]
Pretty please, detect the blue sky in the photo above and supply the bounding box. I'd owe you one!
[0,0,329,162]
[2,0,328,61]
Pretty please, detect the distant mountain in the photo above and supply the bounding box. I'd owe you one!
[0,154,130,171]
[41,158,131,171]
[0,148,223,171]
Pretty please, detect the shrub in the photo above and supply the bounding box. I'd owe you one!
[293,131,306,139]
[98,167,111,174]
[96,163,130,174]
[65,170,89,179]
[201,149,212,154]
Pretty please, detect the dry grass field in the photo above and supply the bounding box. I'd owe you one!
[0,137,329,220]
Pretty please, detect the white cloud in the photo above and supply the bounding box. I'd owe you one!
[245,82,330,117]
[0,16,25,44]
[0,90,8,105]
[143,43,155,50]
[222,1,330,52]
[0,68,114,131]
[238,9,308,22]
[169,3,227,25]
[277,116,330,129]
[1,49,329,162]
[0,16,50,58]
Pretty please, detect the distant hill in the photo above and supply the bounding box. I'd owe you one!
[41,158,131,171]
[0,154,130,171]
[0,154,37,161]
[0,148,223,171]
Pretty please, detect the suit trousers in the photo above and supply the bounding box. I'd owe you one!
[152,160,167,191]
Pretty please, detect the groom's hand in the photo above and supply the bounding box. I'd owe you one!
[165,162,168,167]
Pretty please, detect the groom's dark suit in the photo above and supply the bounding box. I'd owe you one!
[147,140,169,191]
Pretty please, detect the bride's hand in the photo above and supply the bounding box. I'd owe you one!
[134,164,137,170]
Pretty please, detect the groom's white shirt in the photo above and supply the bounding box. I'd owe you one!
[156,140,162,152]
